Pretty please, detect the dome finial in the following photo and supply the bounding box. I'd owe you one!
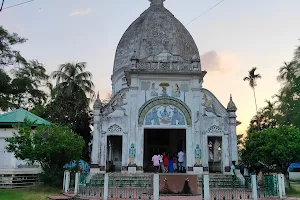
[149,0,165,6]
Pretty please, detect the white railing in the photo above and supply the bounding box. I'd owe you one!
[63,171,286,200]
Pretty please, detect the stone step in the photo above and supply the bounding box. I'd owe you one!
[48,195,73,200]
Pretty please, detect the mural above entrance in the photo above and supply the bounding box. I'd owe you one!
[138,96,191,125]
[144,105,186,125]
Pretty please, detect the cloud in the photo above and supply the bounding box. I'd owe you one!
[69,8,92,16]
[201,51,238,73]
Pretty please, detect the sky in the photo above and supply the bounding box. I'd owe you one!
[1,0,300,135]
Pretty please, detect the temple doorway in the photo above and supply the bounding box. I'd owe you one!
[143,129,186,172]
[106,136,122,172]
[208,136,222,173]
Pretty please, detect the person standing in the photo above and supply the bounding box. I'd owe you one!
[168,153,174,173]
[178,150,184,173]
[152,153,160,173]
[163,152,168,173]
[159,153,165,173]
[231,161,236,187]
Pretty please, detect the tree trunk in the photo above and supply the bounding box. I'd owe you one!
[252,88,260,130]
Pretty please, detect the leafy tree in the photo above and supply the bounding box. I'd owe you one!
[247,100,279,133]
[0,26,27,67]
[0,26,50,111]
[48,62,94,161]
[5,120,85,186]
[241,126,300,173]
[51,62,94,101]
[243,67,262,113]
[277,61,298,83]
[9,60,50,109]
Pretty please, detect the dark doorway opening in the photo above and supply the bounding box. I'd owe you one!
[143,129,186,172]
[208,136,222,173]
[106,136,122,172]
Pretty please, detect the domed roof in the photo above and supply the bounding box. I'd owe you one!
[113,0,200,74]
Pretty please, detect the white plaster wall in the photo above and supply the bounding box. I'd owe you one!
[94,72,238,173]
[0,128,31,169]
[289,172,300,181]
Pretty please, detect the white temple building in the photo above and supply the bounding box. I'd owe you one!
[91,0,240,174]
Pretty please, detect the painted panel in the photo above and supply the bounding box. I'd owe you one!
[138,96,192,125]
[144,105,186,126]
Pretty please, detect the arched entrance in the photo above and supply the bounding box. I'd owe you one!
[137,96,192,172]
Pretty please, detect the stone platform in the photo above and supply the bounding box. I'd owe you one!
[159,174,200,195]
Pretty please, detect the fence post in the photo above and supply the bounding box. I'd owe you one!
[277,174,285,198]
[203,174,210,200]
[280,174,286,196]
[104,173,109,200]
[63,171,66,191]
[64,171,70,193]
[74,172,80,195]
[251,175,258,200]
[153,174,159,200]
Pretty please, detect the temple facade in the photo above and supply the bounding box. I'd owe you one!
[90,0,240,174]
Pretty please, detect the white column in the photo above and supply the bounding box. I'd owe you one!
[91,109,101,165]
[153,174,159,200]
[223,134,230,171]
[251,175,258,200]
[108,140,112,162]
[202,134,208,169]
[122,134,128,167]
[64,171,70,193]
[63,171,66,191]
[104,174,109,200]
[277,174,283,199]
[74,172,80,195]
[229,112,238,163]
[100,134,107,171]
[136,126,144,168]
[280,174,286,196]
[186,126,193,172]
[203,174,210,200]
[129,88,138,166]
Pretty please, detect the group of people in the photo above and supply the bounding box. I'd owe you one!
[152,151,185,173]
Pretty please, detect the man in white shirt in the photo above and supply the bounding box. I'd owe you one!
[178,150,184,173]
[152,153,160,173]
[158,153,165,173]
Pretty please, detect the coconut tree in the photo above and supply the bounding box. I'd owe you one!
[50,62,94,161]
[51,62,94,102]
[277,61,298,83]
[243,67,261,113]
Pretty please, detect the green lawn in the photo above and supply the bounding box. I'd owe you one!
[0,187,60,200]
[287,183,300,198]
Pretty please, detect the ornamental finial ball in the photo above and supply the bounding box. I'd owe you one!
[149,0,165,6]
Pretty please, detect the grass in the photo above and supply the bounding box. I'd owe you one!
[287,183,300,198]
[0,186,60,200]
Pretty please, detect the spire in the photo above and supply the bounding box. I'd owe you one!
[93,91,102,109]
[149,0,165,6]
[227,94,237,112]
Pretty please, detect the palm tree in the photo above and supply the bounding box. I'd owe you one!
[51,62,94,102]
[277,61,298,83]
[243,67,262,113]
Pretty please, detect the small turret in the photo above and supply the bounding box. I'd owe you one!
[93,92,102,110]
[227,94,237,112]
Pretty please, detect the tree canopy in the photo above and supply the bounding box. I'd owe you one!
[5,120,85,185]
[246,41,300,133]
[241,126,300,170]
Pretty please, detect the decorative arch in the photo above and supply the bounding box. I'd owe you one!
[107,124,123,134]
[206,125,223,134]
[138,96,192,125]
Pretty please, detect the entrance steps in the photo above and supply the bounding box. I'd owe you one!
[198,174,245,188]
[88,173,152,188]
